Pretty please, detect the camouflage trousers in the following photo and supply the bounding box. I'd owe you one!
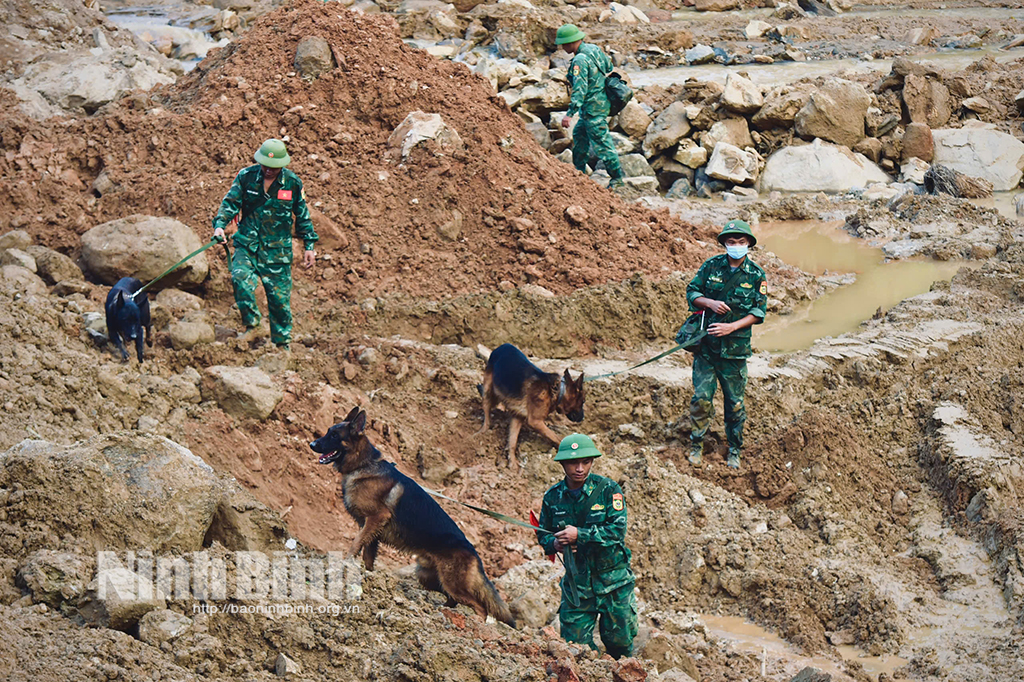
[231,246,293,346]
[690,351,748,454]
[560,582,637,659]
[572,115,623,179]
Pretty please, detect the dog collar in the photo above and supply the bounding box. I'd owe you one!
[557,374,566,402]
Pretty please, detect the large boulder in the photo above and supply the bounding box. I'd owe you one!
[0,265,47,295]
[760,139,891,193]
[0,434,223,555]
[81,215,209,288]
[642,102,691,157]
[620,154,656,178]
[386,111,464,160]
[752,86,811,130]
[794,78,870,148]
[617,100,652,139]
[205,365,283,420]
[16,550,94,609]
[701,118,753,153]
[294,36,334,79]
[493,559,563,628]
[518,81,570,112]
[931,127,1024,191]
[0,229,33,252]
[706,142,761,185]
[24,245,83,284]
[902,74,952,128]
[721,73,763,114]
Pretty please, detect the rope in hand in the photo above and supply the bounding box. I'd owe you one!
[130,238,223,299]
[583,343,689,382]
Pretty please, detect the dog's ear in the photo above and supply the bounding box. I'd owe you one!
[116,290,125,303]
[351,410,367,435]
[563,368,572,382]
[343,406,360,423]
[576,371,585,389]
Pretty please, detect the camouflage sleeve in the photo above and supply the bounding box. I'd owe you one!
[567,55,589,118]
[751,273,768,323]
[213,170,245,231]
[292,180,318,251]
[537,495,558,555]
[686,260,710,311]
[577,483,627,548]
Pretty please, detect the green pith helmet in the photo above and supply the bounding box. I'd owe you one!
[555,24,586,45]
[254,138,291,168]
[717,219,757,247]
[554,433,602,461]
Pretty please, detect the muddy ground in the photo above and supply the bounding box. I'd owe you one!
[1,0,1024,680]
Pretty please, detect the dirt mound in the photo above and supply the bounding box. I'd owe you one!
[0,0,708,302]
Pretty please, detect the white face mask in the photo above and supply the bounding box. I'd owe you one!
[726,244,748,260]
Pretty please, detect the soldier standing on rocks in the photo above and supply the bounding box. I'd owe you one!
[686,220,767,469]
[536,434,637,659]
[555,24,625,190]
[212,138,318,351]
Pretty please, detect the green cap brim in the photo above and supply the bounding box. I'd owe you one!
[254,151,290,168]
[554,445,602,461]
[556,29,585,45]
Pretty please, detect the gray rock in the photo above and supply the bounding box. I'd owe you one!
[138,609,194,645]
[931,127,1024,191]
[620,154,656,178]
[1,248,36,272]
[624,176,659,194]
[761,138,890,193]
[721,73,763,114]
[525,122,552,150]
[0,229,33,253]
[386,111,464,160]
[616,100,652,138]
[666,178,692,198]
[789,668,832,682]
[610,132,636,155]
[294,36,334,79]
[684,44,715,65]
[794,77,870,148]
[706,142,760,185]
[81,215,209,288]
[674,141,708,168]
[206,366,283,420]
[642,102,691,157]
[156,288,204,318]
[276,653,303,677]
[24,245,82,284]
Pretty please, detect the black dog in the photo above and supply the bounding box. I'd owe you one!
[104,277,152,362]
[310,407,515,626]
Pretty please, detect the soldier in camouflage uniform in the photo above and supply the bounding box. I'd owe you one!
[537,434,637,659]
[555,24,625,189]
[213,139,318,350]
[686,220,767,469]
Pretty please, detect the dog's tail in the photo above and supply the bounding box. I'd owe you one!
[473,555,516,627]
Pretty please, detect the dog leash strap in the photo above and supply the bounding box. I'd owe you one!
[421,486,554,535]
[131,238,221,299]
[583,343,688,382]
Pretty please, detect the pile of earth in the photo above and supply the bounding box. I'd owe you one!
[0,0,712,304]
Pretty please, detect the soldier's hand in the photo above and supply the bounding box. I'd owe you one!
[555,525,578,545]
[705,300,731,315]
[213,227,226,243]
[561,115,572,129]
[708,322,736,337]
[303,249,316,269]
[554,537,567,552]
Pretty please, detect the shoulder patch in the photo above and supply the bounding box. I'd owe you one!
[759,280,767,295]
[573,64,580,75]
[277,189,293,201]
[612,493,624,511]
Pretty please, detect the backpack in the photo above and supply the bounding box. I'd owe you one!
[605,72,633,116]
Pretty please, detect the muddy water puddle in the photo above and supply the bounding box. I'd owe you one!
[755,221,966,353]
[702,614,908,680]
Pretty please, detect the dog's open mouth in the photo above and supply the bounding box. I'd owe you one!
[317,451,339,465]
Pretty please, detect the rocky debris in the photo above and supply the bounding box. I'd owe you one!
[23,245,82,284]
[794,78,869,148]
[611,658,648,681]
[138,609,194,646]
[599,3,650,25]
[169,320,217,350]
[617,100,653,139]
[78,564,168,631]
[276,653,303,676]
[294,36,334,78]
[80,215,210,288]
[902,74,952,128]
[931,127,1024,191]
[1,248,36,272]
[706,142,760,185]
[205,365,283,420]
[721,74,763,115]
[752,86,811,130]
[923,164,993,198]
[386,110,465,160]
[0,433,222,556]
[760,139,890,193]
[16,550,93,609]
[643,102,691,157]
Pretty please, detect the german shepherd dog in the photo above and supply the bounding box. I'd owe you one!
[477,343,585,468]
[104,277,152,362]
[310,407,515,626]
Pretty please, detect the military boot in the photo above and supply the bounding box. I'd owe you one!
[726,449,741,469]
[688,441,703,466]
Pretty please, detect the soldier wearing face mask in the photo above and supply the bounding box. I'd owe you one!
[685,220,767,470]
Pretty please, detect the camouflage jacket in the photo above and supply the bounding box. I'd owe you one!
[567,43,612,118]
[537,474,634,598]
[686,254,768,360]
[213,165,318,264]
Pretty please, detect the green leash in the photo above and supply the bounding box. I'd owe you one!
[131,238,222,299]
[583,343,688,382]
[421,486,553,535]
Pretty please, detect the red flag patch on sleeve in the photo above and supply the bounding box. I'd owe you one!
[612,493,624,511]
[277,189,293,201]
